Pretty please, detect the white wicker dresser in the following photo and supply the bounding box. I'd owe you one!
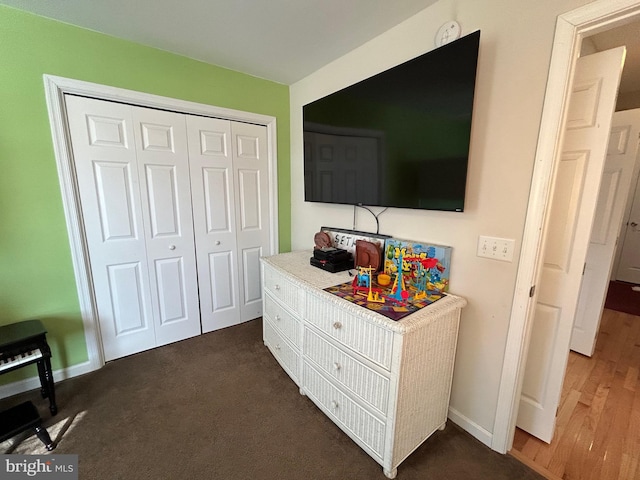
[261,250,466,478]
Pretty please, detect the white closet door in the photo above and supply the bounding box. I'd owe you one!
[66,96,201,360]
[131,107,201,346]
[66,96,156,361]
[187,117,269,331]
[231,121,270,322]
[186,116,241,332]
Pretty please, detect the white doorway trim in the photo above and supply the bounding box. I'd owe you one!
[43,74,280,372]
[491,0,640,454]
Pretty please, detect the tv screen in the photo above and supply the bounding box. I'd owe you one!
[303,30,480,212]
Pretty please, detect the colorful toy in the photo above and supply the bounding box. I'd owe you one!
[383,238,451,297]
[353,266,372,289]
[352,265,385,303]
[388,249,409,303]
[325,238,451,319]
[412,261,428,300]
[343,239,451,309]
[367,283,385,303]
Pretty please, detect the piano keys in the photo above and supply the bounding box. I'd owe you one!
[0,348,44,372]
[0,319,57,415]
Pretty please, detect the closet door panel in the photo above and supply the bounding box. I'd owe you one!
[237,169,261,230]
[242,247,263,307]
[93,161,137,240]
[66,96,157,361]
[209,250,237,312]
[145,164,181,237]
[133,108,201,346]
[187,116,241,332]
[107,262,149,334]
[232,122,270,322]
[203,167,232,232]
[154,257,189,324]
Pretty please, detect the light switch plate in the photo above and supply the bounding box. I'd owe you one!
[477,236,515,262]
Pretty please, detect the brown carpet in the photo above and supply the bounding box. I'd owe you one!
[1,319,542,480]
[604,280,640,316]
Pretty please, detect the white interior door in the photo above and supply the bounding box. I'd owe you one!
[615,124,640,283]
[187,117,269,331]
[131,107,202,347]
[186,116,241,332]
[67,96,202,360]
[517,47,625,442]
[66,96,157,361]
[231,122,270,322]
[571,110,640,356]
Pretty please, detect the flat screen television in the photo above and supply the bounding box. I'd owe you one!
[303,30,480,212]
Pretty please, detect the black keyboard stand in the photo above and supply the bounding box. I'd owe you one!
[0,320,57,416]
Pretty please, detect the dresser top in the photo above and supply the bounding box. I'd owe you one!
[261,250,466,333]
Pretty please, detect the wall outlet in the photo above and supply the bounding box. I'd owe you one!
[477,236,515,262]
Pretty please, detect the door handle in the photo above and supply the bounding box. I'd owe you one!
[630,222,638,230]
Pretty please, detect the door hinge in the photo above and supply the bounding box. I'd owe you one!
[529,285,536,298]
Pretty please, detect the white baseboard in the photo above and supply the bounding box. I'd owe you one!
[0,361,94,400]
[448,406,494,449]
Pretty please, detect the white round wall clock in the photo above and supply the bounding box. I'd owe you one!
[435,21,461,47]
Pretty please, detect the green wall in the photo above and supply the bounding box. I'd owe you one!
[0,6,291,383]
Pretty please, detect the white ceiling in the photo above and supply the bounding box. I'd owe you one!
[3,0,640,91]
[0,0,439,84]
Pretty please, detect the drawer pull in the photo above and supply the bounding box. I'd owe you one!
[274,284,281,291]
[274,314,281,321]
[333,362,341,371]
[275,344,281,351]
[333,321,342,330]
[331,400,339,409]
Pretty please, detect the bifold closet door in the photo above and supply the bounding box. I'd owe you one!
[187,116,269,333]
[232,121,270,323]
[66,95,201,361]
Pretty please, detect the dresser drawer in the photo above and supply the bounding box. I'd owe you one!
[305,292,394,369]
[303,327,389,415]
[264,292,300,347]
[263,265,300,312]
[303,361,386,460]
[264,319,299,383]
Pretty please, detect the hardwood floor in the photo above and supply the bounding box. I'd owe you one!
[509,308,640,480]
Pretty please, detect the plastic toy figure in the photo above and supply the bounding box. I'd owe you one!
[389,250,409,303]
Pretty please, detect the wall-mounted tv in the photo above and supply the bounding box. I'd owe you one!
[303,30,480,212]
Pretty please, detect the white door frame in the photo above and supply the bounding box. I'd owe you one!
[491,0,640,454]
[43,74,279,372]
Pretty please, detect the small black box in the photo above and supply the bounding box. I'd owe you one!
[313,247,351,262]
[310,256,353,273]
